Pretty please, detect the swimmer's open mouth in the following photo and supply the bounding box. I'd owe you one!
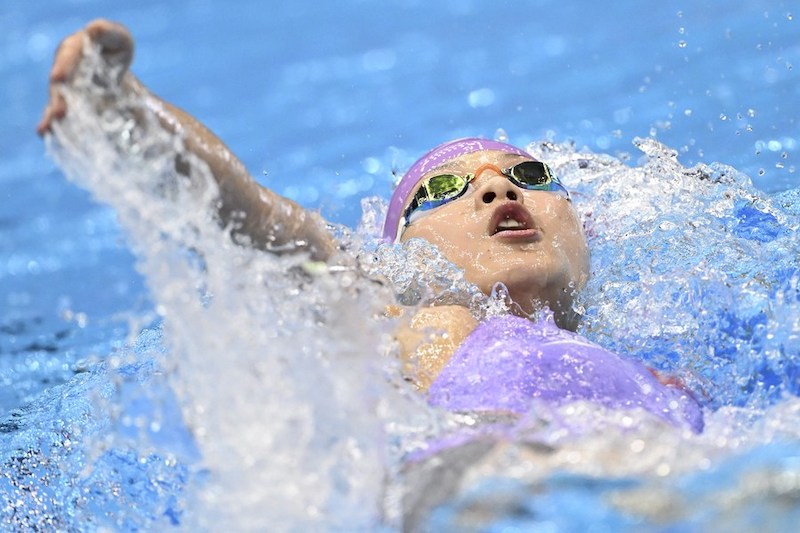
[489,203,539,239]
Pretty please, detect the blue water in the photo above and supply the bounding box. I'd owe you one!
[2,0,800,530]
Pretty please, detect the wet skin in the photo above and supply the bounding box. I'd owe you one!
[400,150,590,331]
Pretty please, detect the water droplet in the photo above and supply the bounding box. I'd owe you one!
[782,151,789,159]
[678,27,685,35]
[468,88,495,108]
[720,114,728,121]
[494,128,508,142]
[776,162,785,169]
[758,168,766,176]
[748,108,756,117]
[684,109,692,116]
[678,40,687,48]
[361,157,380,174]
[788,12,794,21]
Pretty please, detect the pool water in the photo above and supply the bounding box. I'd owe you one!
[2,0,800,530]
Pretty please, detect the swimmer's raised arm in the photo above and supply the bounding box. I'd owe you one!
[38,19,336,261]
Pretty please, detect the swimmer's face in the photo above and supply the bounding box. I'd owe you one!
[400,150,589,330]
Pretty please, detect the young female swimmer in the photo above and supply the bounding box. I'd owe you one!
[38,20,703,432]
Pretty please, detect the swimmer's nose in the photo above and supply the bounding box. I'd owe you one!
[473,164,524,207]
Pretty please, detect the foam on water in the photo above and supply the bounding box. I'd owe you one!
[9,41,800,531]
[538,137,800,409]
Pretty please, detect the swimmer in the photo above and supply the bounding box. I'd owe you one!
[38,19,703,431]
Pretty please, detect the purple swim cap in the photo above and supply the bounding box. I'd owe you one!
[382,138,534,242]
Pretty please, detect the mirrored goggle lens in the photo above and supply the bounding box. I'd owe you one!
[507,161,553,186]
[413,173,470,209]
[401,174,470,226]
[507,161,570,199]
[425,173,470,199]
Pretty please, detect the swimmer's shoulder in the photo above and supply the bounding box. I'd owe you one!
[391,305,478,391]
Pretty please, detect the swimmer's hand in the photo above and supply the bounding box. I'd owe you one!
[37,19,134,136]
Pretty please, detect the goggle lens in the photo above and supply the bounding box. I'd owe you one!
[508,161,554,187]
[424,174,469,201]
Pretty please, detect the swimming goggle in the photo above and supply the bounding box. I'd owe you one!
[402,160,570,227]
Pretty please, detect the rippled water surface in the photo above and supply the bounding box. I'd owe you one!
[2,1,800,530]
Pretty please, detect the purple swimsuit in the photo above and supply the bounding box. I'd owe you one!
[427,315,704,432]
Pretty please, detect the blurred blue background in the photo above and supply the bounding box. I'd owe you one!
[5,2,799,223]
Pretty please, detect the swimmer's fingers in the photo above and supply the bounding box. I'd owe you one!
[37,20,134,136]
[36,90,66,136]
[85,19,134,76]
[37,31,84,135]
[49,32,85,84]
